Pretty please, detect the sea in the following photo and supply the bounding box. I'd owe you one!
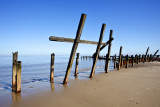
[0,55,114,106]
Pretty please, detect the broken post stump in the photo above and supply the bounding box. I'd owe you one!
[16,61,21,93]
[74,53,79,77]
[12,52,18,92]
[50,53,55,83]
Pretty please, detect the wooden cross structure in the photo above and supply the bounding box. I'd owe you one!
[49,13,114,84]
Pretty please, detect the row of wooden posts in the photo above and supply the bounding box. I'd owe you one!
[12,13,114,93]
[11,13,159,93]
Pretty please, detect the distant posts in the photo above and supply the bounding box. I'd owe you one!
[12,52,18,92]
[74,53,79,77]
[90,24,106,78]
[50,53,55,83]
[131,55,134,66]
[126,55,128,68]
[114,54,116,68]
[118,46,122,70]
[105,30,113,73]
[139,55,141,62]
[16,61,21,93]
[136,54,138,64]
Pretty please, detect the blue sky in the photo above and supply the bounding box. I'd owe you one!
[0,0,160,56]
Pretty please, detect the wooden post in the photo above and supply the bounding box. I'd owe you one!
[145,47,149,62]
[90,24,106,78]
[16,61,21,93]
[126,55,128,68]
[139,55,141,62]
[142,54,145,63]
[121,54,123,67]
[131,55,134,66]
[149,54,152,62]
[63,14,86,84]
[50,53,55,83]
[136,54,139,64]
[150,50,159,61]
[75,53,79,77]
[12,52,18,92]
[105,30,113,73]
[118,46,122,70]
[114,54,116,68]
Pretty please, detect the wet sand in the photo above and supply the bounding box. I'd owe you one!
[11,62,160,107]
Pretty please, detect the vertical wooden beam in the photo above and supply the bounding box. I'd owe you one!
[139,54,141,62]
[149,54,152,62]
[131,55,134,66]
[145,47,149,62]
[105,30,113,73]
[50,53,55,83]
[74,53,79,77]
[151,50,159,61]
[118,46,122,70]
[12,52,18,92]
[142,54,145,63]
[90,24,106,78]
[16,61,21,93]
[136,54,139,64]
[121,54,123,67]
[63,14,86,84]
[126,55,128,68]
[114,54,116,69]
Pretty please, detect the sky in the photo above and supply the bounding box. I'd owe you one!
[0,0,160,56]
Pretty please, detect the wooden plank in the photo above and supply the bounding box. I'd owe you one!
[50,53,55,83]
[90,24,106,78]
[12,52,18,92]
[63,14,86,84]
[16,61,21,93]
[74,53,79,77]
[49,36,107,45]
[118,46,122,70]
[151,50,159,61]
[145,47,149,62]
[105,30,113,73]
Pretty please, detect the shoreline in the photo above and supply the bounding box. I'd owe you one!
[8,62,160,107]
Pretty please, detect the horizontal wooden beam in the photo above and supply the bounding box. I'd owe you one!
[49,36,107,45]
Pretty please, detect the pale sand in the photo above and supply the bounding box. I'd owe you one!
[12,62,160,107]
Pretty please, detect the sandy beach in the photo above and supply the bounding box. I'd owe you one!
[9,62,160,107]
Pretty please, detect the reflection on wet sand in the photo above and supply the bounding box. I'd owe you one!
[12,92,21,102]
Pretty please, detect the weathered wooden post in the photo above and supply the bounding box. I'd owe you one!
[90,24,106,78]
[50,53,55,83]
[105,30,113,73]
[121,54,123,67]
[114,54,116,68]
[150,49,159,61]
[12,52,18,92]
[142,54,145,63]
[126,55,128,68]
[149,54,152,62]
[63,14,86,84]
[131,55,134,66]
[145,47,149,62]
[118,46,122,70]
[75,53,79,77]
[136,54,139,64]
[16,61,21,93]
[139,55,141,62]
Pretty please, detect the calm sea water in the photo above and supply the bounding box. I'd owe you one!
[0,55,114,91]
